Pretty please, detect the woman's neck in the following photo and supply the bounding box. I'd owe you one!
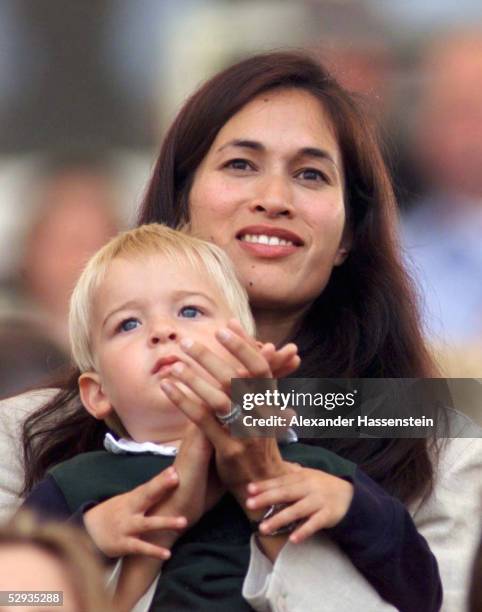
[252,305,309,346]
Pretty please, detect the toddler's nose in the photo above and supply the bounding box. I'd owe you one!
[150,321,177,345]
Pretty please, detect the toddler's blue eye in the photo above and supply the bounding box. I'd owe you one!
[119,318,141,332]
[179,306,203,318]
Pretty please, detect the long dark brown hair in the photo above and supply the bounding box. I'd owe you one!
[23,51,440,503]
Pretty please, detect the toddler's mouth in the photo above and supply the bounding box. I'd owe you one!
[152,355,180,376]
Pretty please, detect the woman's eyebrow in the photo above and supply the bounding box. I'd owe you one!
[217,139,264,153]
[295,147,338,169]
[217,139,338,168]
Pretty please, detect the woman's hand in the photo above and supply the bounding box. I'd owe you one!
[227,319,300,379]
[246,466,354,543]
[160,324,298,513]
[83,466,187,559]
[153,423,223,527]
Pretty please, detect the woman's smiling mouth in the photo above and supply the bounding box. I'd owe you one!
[236,225,303,258]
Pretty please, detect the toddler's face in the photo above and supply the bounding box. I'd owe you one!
[84,253,240,444]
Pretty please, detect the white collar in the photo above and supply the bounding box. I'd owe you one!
[104,432,178,457]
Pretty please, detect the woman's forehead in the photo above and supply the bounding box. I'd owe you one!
[211,88,341,161]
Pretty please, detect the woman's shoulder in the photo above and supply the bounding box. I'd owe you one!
[436,410,482,476]
[411,419,482,611]
[0,388,59,522]
[0,388,59,433]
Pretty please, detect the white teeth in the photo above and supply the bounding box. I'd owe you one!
[240,234,294,246]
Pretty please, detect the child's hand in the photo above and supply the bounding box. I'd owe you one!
[246,466,354,543]
[83,466,187,559]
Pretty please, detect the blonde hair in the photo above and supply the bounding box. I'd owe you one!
[0,511,113,612]
[69,223,255,373]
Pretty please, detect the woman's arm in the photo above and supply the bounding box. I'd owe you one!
[0,389,57,521]
[161,330,443,611]
[243,534,398,612]
[411,436,482,612]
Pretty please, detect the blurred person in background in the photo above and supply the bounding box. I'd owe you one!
[402,29,482,375]
[0,155,120,397]
[0,320,66,399]
[0,511,113,612]
[15,155,120,350]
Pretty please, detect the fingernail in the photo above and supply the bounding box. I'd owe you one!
[180,338,193,350]
[217,328,232,341]
[172,362,184,374]
[162,550,171,560]
[161,381,174,393]
[247,483,257,493]
[176,517,187,527]
[246,498,256,508]
[259,522,270,534]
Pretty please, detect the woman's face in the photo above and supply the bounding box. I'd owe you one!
[189,88,349,312]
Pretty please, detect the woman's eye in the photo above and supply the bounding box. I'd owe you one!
[179,305,203,318]
[296,168,327,183]
[118,318,141,332]
[225,158,254,171]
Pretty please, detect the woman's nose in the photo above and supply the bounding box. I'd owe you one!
[150,321,177,345]
[250,175,294,218]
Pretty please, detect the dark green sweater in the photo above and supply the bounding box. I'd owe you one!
[48,443,355,611]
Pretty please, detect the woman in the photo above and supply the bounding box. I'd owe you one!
[4,52,481,611]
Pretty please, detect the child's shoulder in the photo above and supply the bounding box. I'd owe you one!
[49,450,114,478]
[48,451,176,513]
[49,450,174,482]
[281,441,356,479]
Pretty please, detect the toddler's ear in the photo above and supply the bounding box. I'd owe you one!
[78,372,113,420]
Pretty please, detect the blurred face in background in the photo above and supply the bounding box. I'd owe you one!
[22,170,118,320]
[414,33,482,200]
[0,543,79,611]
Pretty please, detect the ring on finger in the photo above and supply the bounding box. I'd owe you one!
[216,403,242,425]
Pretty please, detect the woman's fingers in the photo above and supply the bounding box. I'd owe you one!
[180,338,236,389]
[169,362,231,415]
[227,319,259,348]
[215,328,272,377]
[273,354,301,378]
[261,343,300,378]
[160,379,229,446]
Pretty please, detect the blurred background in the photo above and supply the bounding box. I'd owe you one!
[1,0,482,396]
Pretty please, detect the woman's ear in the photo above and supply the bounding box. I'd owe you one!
[334,228,352,266]
[78,372,113,420]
